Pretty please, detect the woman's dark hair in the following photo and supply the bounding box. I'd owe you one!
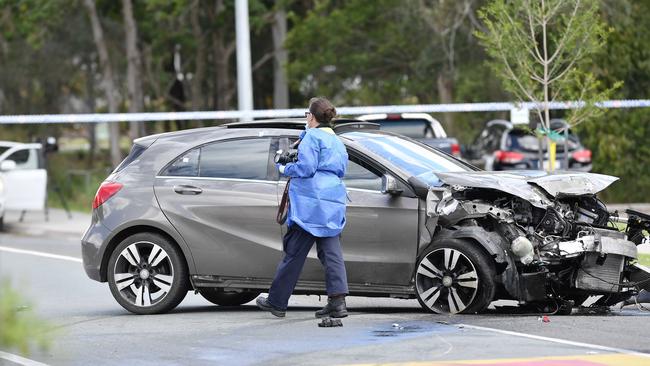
[309,97,337,126]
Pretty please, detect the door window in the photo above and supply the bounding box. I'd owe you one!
[343,157,382,191]
[6,148,39,170]
[162,148,200,177]
[199,138,272,180]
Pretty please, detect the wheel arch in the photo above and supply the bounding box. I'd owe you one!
[99,223,196,284]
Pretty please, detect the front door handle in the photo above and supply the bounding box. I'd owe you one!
[173,185,203,195]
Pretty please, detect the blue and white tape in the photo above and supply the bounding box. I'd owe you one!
[0,99,649,124]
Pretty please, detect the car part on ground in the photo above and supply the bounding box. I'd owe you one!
[82,120,650,315]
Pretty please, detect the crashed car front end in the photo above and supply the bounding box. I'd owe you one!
[422,171,650,312]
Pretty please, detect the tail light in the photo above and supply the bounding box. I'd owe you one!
[494,150,525,164]
[92,181,123,209]
[572,149,592,163]
[451,143,461,157]
[386,114,402,120]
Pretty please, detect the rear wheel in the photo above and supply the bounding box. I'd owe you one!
[199,289,260,306]
[415,239,496,314]
[107,232,189,314]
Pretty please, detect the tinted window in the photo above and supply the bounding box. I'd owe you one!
[506,129,579,152]
[377,120,433,138]
[115,144,148,173]
[6,148,38,170]
[344,158,382,191]
[163,148,200,177]
[199,138,271,180]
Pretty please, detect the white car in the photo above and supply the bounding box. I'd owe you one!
[0,141,48,230]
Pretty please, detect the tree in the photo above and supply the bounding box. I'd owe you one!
[476,0,617,168]
[83,0,122,168]
[122,0,145,139]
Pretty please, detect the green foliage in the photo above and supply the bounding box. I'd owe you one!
[476,0,614,128]
[639,253,650,267]
[0,279,51,355]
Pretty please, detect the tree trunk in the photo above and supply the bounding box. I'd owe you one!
[271,9,289,109]
[190,0,206,128]
[122,0,145,139]
[436,72,454,129]
[83,0,122,168]
[210,0,235,112]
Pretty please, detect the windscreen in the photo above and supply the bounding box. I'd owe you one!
[343,131,470,186]
[0,146,9,156]
[375,120,433,138]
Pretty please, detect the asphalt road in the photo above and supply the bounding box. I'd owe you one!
[1,231,650,366]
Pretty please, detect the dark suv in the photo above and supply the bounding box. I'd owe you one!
[465,119,592,171]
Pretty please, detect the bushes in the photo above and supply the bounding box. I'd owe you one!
[0,280,51,355]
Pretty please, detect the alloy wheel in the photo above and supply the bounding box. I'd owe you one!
[415,248,479,314]
[112,241,174,307]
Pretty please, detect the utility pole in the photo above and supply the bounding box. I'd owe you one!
[235,0,254,122]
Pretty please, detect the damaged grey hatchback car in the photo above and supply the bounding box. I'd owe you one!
[82,120,650,315]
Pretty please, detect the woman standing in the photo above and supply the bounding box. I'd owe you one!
[256,97,349,318]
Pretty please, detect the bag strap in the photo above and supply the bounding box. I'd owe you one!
[276,178,291,225]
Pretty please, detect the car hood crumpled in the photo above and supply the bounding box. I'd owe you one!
[435,170,618,208]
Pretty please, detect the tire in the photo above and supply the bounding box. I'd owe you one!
[107,232,189,315]
[415,238,496,314]
[199,289,260,306]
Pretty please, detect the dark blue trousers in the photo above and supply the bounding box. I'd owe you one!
[267,224,349,310]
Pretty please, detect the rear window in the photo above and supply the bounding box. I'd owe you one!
[506,129,579,152]
[114,144,148,173]
[376,120,434,139]
[0,146,9,156]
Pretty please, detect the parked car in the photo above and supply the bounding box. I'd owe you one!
[356,113,461,158]
[0,141,48,230]
[82,120,650,315]
[465,119,592,171]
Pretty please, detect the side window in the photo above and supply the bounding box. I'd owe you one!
[6,148,39,170]
[199,138,271,180]
[343,157,382,191]
[162,148,200,177]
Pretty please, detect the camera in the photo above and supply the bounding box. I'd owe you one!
[274,149,298,164]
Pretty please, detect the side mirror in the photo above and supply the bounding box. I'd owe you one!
[381,174,403,195]
[0,160,16,171]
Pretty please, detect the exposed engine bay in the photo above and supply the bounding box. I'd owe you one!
[423,171,650,311]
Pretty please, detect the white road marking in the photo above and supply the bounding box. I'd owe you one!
[0,245,82,263]
[458,323,650,357]
[0,350,50,366]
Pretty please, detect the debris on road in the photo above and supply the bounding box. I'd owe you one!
[318,317,343,327]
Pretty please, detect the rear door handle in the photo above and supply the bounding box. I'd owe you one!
[173,185,203,195]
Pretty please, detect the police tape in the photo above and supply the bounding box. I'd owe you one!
[0,99,649,124]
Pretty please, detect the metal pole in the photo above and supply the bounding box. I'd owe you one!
[235,0,254,122]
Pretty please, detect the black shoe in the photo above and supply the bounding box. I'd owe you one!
[315,296,348,318]
[256,297,286,318]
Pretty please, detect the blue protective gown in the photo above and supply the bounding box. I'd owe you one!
[281,127,348,237]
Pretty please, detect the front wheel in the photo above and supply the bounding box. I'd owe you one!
[415,239,496,314]
[107,232,189,314]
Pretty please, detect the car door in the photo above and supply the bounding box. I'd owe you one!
[2,147,47,210]
[154,137,283,277]
[283,142,419,287]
